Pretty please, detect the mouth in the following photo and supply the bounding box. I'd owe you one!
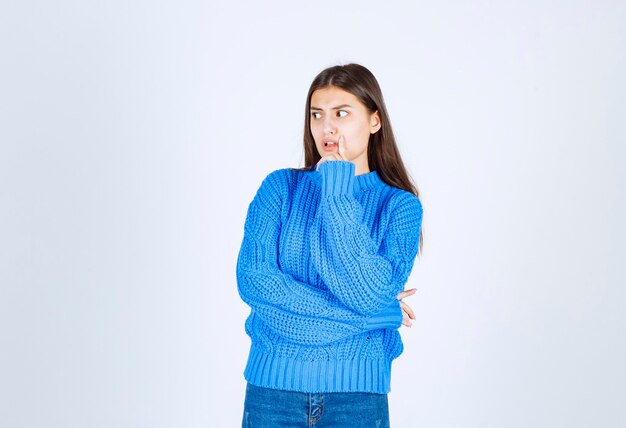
[322,140,338,152]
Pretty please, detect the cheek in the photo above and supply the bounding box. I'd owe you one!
[345,124,367,144]
[310,123,322,139]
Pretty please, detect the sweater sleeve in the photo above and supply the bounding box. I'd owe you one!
[236,169,403,347]
[309,160,423,316]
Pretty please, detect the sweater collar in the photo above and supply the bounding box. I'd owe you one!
[354,169,384,191]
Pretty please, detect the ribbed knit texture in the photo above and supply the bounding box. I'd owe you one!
[236,160,423,393]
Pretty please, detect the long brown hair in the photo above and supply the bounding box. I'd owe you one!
[293,63,423,255]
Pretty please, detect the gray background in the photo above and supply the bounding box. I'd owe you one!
[1,1,624,427]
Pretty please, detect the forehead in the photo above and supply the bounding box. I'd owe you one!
[310,87,363,109]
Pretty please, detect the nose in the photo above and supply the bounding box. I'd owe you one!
[323,116,336,136]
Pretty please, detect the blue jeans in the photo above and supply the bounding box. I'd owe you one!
[242,382,390,427]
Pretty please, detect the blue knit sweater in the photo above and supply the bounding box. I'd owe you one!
[236,160,423,394]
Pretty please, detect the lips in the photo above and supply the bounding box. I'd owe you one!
[322,140,338,152]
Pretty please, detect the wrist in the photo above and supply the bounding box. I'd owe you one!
[363,300,403,330]
[318,160,355,197]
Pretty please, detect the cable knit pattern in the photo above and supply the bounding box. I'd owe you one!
[236,160,423,393]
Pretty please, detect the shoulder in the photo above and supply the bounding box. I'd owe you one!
[251,167,304,214]
[256,167,298,197]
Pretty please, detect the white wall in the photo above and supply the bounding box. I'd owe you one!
[1,1,624,427]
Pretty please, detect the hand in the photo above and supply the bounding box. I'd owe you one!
[316,135,349,171]
[397,288,417,328]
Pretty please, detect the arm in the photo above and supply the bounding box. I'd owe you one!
[236,170,403,347]
[309,160,423,316]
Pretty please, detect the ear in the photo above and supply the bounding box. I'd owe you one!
[370,110,382,134]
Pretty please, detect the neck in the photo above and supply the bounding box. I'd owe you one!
[354,160,370,176]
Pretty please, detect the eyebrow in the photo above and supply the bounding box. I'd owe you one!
[310,104,352,111]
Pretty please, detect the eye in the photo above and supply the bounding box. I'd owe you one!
[311,112,321,120]
[337,110,348,118]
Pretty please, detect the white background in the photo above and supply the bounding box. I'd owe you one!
[1,1,624,427]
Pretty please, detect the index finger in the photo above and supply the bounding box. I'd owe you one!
[337,135,347,160]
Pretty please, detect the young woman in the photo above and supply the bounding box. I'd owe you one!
[236,63,424,427]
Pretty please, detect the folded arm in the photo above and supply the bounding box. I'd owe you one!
[309,161,423,316]
[236,169,403,347]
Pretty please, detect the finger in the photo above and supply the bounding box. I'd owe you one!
[337,135,347,160]
[397,288,417,300]
[316,156,331,170]
[400,302,415,320]
[397,290,415,300]
[401,301,416,320]
[402,306,413,326]
[402,313,412,327]
[401,311,410,327]
[317,153,340,169]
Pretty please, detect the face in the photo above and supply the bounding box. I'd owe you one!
[309,86,381,174]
